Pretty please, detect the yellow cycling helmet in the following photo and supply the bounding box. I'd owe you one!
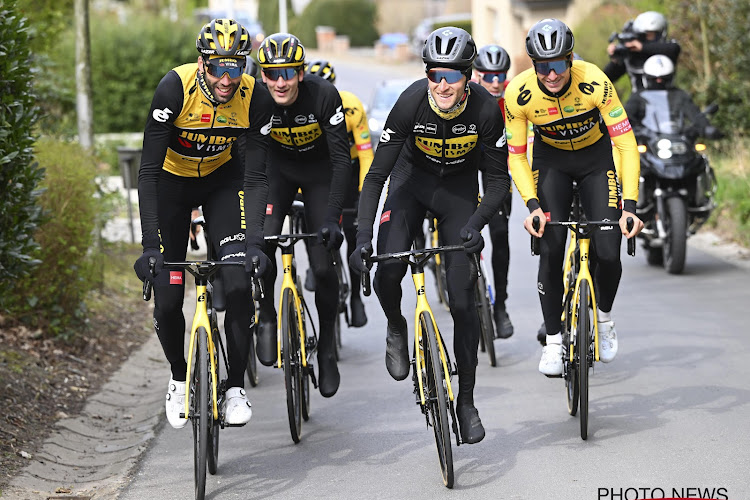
[258,33,305,68]
[196,18,252,57]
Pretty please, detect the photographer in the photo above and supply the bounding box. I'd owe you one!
[604,11,680,93]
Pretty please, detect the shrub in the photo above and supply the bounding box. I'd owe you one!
[5,138,112,339]
[0,0,44,285]
[290,0,379,48]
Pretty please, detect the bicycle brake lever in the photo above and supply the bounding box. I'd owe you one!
[531,216,541,256]
[142,256,156,301]
[626,217,636,257]
[360,246,372,297]
[251,256,265,299]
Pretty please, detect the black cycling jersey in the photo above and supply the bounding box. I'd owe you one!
[261,74,351,221]
[138,63,274,249]
[358,79,510,237]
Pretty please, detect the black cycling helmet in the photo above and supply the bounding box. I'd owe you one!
[474,44,511,72]
[422,26,477,73]
[196,18,252,57]
[525,18,575,60]
[244,57,259,77]
[257,33,306,68]
[305,59,336,84]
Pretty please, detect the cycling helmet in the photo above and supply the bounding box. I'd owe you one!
[257,33,306,68]
[305,59,336,84]
[474,45,511,73]
[422,27,477,72]
[525,18,575,60]
[633,11,668,40]
[642,54,674,89]
[244,57,259,77]
[196,18,252,57]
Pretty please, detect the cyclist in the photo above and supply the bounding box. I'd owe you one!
[505,18,643,376]
[472,44,514,339]
[255,33,351,398]
[304,59,374,327]
[350,27,510,444]
[604,11,681,93]
[133,18,273,428]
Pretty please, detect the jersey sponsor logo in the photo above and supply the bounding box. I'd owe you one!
[219,233,245,246]
[152,107,174,123]
[356,142,372,151]
[217,115,228,124]
[607,118,632,137]
[425,123,437,134]
[170,271,183,285]
[270,123,323,146]
[607,170,619,208]
[178,131,237,153]
[294,115,308,124]
[518,84,532,105]
[380,128,394,143]
[537,116,598,138]
[360,131,370,139]
[578,82,595,95]
[507,143,527,155]
[452,124,467,134]
[380,210,391,224]
[548,107,559,115]
[413,123,425,133]
[330,105,345,126]
[563,105,575,113]
[261,118,273,135]
[178,137,192,148]
[201,113,212,123]
[506,131,513,140]
[266,204,273,215]
[496,132,507,147]
[468,124,477,134]
[415,135,478,158]
[272,116,282,125]
[608,106,624,118]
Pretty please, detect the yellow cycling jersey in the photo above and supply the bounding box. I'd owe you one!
[340,90,374,191]
[504,60,639,206]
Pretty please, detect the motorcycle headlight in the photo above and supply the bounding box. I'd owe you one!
[637,144,647,153]
[695,143,707,152]
[654,138,687,159]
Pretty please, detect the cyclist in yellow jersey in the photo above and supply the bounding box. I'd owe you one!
[305,59,374,327]
[504,19,643,376]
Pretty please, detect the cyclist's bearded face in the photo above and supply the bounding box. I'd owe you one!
[427,68,467,111]
[262,67,302,106]
[534,57,571,94]
[200,56,244,103]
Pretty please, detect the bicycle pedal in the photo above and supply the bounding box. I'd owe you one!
[224,422,248,428]
[544,374,563,379]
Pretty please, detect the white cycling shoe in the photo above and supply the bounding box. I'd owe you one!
[165,378,187,429]
[538,342,563,376]
[598,320,618,363]
[224,387,252,425]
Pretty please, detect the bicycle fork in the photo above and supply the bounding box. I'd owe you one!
[276,252,309,370]
[184,284,220,422]
[570,239,600,363]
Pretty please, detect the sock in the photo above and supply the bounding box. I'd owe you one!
[598,309,612,322]
[546,332,562,345]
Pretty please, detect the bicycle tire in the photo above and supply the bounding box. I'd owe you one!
[421,312,454,488]
[207,321,220,475]
[301,307,311,422]
[563,281,579,416]
[334,312,342,361]
[282,288,302,443]
[578,281,591,440]
[475,273,496,367]
[246,319,259,387]
[193,327,209,500]
[435,257,450,309]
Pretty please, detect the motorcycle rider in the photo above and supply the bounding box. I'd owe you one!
[604,11,681,93]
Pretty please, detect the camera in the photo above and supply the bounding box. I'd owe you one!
[608,20,640,58]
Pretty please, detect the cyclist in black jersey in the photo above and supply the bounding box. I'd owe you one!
[255,33,351,398]
[350,27,510,444]
[133,19,274,429]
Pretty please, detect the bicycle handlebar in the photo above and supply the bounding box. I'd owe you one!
[530,216,637,257]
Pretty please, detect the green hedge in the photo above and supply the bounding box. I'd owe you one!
[290,0,379,48]
[0,0,44,286]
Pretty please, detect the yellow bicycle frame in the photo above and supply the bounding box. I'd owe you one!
[411,270,455,405]
[275,252,307,369]
[184,283,221,423]
[566,236,600,363]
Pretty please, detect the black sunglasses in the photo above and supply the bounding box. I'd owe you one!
[534,59,571,76]
[205,58,245,79]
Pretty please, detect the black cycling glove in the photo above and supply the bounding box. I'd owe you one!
[459,226,485,254]
[134,248,164,282]
[318,217,344,251]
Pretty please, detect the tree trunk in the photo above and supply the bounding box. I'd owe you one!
[75,0,93,151]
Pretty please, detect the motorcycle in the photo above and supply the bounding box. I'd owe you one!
[633,91,719,274]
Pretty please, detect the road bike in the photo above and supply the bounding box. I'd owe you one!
[361,245,469,488]
[531,206,634,440]
[143,219,262,500]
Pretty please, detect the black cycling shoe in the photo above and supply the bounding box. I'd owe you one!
[537,322,547,346]
[317,351,340,398]
[494,307,514,339]
[304,268,316,292]
[350,296,367,328]
[457,404,485,444]
[256,317,277,367]
[385,316,409,381]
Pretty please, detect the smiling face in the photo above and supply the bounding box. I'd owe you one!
[427,67,467,111]
[198,56,244,103]
[534,57,571,94]
[261,67,303,106]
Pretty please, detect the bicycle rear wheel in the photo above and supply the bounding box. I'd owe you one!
[578,281,592,440]
[282,288,302,443]
[421,312,454,488]
[475,273,496,367]
[192,327,209,500]
[207,320,220,475]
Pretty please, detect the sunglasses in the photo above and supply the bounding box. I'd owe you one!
[534,59,571,76]
[478,72,507,84]
[427,69,465,84]
[205,58,245,79]
[263,67,300,81]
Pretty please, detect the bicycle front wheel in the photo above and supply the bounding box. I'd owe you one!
[282,288,302,443]
[246,324,259,387]
[563,287,579,416]
[192,327,209,500]
[207,320,220,475]
[578,281,592,440]
[475,273,496,367]
[421,312,454,488]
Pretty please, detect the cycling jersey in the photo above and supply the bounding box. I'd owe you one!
[138,62,274,248]
[504,60,640,214]
[340,90,374,191]
[263,74,351,220]
[359,79,510,236]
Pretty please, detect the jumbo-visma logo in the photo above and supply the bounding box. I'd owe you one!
[415,134,478,158]
[271,123,322,146]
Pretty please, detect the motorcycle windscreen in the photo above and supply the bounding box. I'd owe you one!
[640,90,684,134]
